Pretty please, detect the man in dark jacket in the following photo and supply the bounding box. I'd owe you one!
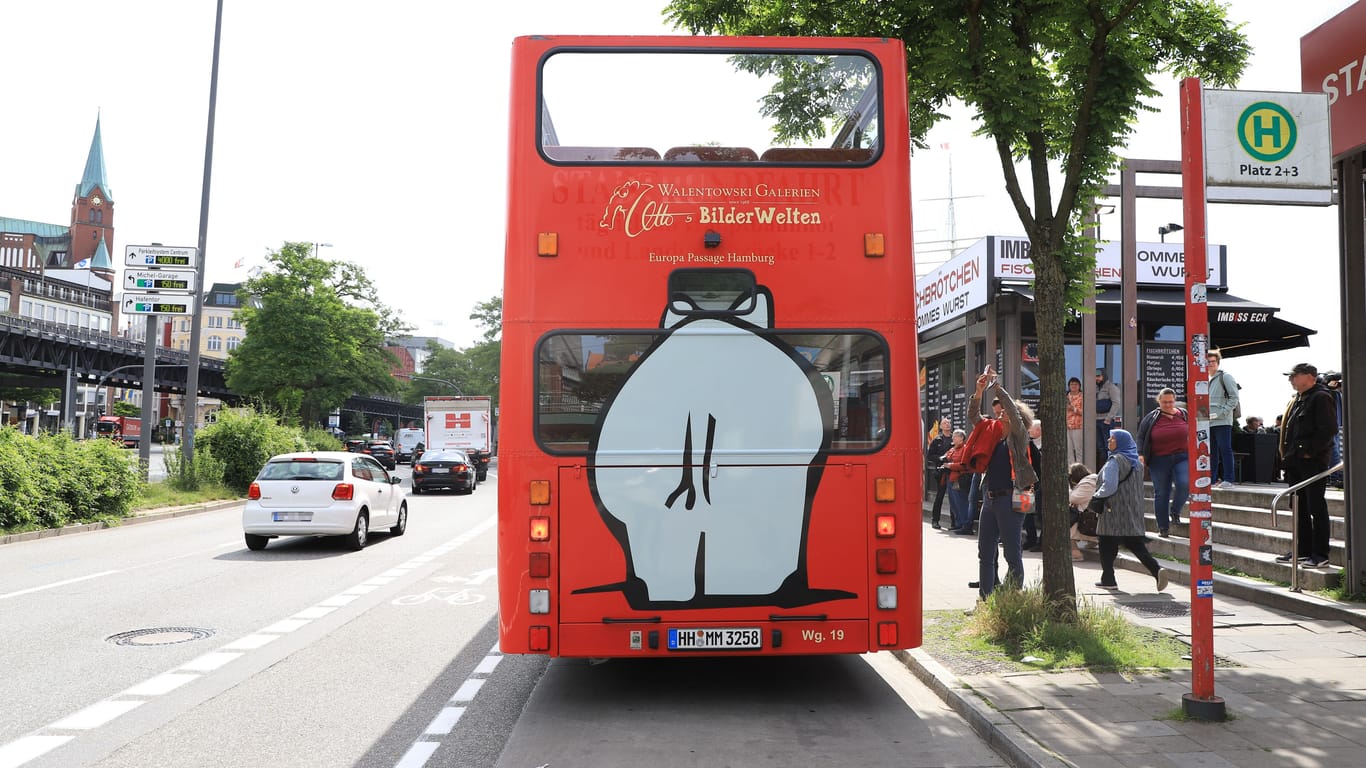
[1277,363,1338,567]
[926,417,953,529]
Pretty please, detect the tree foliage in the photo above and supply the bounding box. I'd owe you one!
[402,295,502,413]
[665,0,1249,617]
[226,242,407,426]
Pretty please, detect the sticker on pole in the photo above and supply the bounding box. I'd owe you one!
[1196,579,1215,598]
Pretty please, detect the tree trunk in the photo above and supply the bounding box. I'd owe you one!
[1032,234,1080,623]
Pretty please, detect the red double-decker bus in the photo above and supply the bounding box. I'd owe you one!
[498,34,920,657]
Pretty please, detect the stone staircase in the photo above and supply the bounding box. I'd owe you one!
[1139,483,1344,592]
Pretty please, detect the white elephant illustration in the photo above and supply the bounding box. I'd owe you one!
[581,286,853,608]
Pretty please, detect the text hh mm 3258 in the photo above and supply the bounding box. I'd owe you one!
[499,34,920,658]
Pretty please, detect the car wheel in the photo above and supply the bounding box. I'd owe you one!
[477,471,488,482]
[391,503,408,536]
[411,483,422,495]
[245,533,269,551]
[346,510,369,551]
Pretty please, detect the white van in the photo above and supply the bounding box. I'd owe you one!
[394,428,426,463]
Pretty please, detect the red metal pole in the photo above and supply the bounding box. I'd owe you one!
[1179,77,1226,720]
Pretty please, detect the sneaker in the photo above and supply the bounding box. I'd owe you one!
[953,526,976,536]
[931,521,942,530]
[1307,555,1331,567]
[1216,480,1235,490]
[1095,581,1119,590]
[968,581,980,589]
[1159,529,1170,538]
[1275,552,1311,563]
[1156,568,1169,592]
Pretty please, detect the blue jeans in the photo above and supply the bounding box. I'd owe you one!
[948,484,969,529]
[978,491,1024,600]
[966,473,982,525]
[1210,424,1235,483]
[1148,452,1189,530]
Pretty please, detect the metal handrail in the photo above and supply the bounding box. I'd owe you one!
[1270,460,1344,592]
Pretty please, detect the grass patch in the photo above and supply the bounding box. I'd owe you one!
[133,481,239,511]
[1315,571,1366,602]
[924,583,1190,672]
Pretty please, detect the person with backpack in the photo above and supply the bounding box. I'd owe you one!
[963,366,1037,602]
[1136,387,1189,537]
[1090,428,1170,592]
[1207,348,1240,489]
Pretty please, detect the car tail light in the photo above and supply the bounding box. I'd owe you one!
[248,482,261,500]
[332,483,355,501]
[413,463,427,474]
[877,622,898,647]
[876,548,897,574]
[529,552,550,578]
[530,516,550,541]
[876,514,896,538]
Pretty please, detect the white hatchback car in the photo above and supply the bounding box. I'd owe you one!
[242,451,408,551]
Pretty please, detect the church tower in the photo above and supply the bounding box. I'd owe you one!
[68,115,114,268]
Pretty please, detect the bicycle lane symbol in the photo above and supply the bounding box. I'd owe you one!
[392,567,496,607]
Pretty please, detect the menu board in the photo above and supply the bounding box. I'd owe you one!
[1143,343,1186,411]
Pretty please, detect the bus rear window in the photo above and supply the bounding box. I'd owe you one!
[536,330,888,455]
[539,49,881,165]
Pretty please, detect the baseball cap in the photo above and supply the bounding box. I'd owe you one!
[1284,363,1317,377]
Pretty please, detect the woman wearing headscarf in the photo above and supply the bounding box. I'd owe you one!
[1089,428,1169,592]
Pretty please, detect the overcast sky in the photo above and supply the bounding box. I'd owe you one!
[0,0,1354,422]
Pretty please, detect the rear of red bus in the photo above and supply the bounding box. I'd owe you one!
[499,35,920,657]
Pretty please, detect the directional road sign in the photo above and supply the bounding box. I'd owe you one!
[123,294,197,316]
[125,269,196,293]
[124,244,200,269]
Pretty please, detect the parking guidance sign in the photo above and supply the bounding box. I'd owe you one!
[1203,89,1331,204]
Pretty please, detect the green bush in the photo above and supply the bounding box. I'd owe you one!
[0,427,142,532]
[302,426,343,452]
[162,441,227,492]
[196,409,307,493]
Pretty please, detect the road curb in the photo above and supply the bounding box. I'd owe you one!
[892,648,1069,768]
[0,499,243,547]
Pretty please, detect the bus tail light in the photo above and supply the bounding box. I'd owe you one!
[332,483,355,501]
[247,482,261,500]
[529,480,551,505]
[875,548,897,574]
[529,552,550,578]
[864,233,885,258]
[877,622,898,647]
[538,232,558,257]
[529,589,550,614]
[877,585,898,609]
[875,514,896,538]
[530,626,550,652]
[875,477,895,501]
[530,516,550,541]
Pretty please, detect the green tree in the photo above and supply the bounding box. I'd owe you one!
[665,0,1249,618]
[226,242,407,426]
[112,401,140,418]
[471,295,502,344]
[403,295,502,412]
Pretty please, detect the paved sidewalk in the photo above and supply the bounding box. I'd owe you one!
[900,519,1366,768]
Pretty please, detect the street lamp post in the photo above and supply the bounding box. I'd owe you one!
[409,375,463,396]
[1158,222,1183,242]
[313,242,333,258]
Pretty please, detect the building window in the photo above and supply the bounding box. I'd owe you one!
[227,336,241,351]
[207,335,222,352]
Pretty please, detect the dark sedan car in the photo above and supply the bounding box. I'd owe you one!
[362,441,398,470]
[411,449,478,494]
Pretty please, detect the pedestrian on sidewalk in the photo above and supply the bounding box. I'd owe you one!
[1095,369,1122,456]
[1067,462,1099,561]
[1207,349,1241,488]
[943,429,972,531]
[1065,376,1085,464]
[1022,421,1043,551]
[965,366,1036,601]
[1136,387,1189,537]
[927,417,953,529]
[1277,363,1337,567]
[1090,429,1169,592]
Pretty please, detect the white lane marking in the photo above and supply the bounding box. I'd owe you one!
[393,741,439,768]
[422,706,465,735]
[179,652,241,672]
[0,735,73,768]
[0,571,120,601]
[472,655,501,676]
[221,634,278,651]
[449,678,485,703]
[342,584,379,595]
[50,701,144,730]
[319,594,360,607]
[294,606,338,620]
[2,515,499,768]
[121,673,198,697]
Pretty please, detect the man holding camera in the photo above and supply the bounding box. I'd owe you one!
[1277,363,1337,567]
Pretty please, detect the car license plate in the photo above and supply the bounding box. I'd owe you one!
[668,627,762,651]
[431,468,449,474]
[273,512,312,522]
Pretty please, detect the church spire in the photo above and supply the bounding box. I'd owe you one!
[76,113,111,200]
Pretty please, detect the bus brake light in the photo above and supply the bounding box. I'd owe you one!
[875,514,896,537]
[530,516,550,541]
[529,552,551,577]
[876,548,897,574]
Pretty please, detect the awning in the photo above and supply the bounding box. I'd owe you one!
[1002,286,1315,358]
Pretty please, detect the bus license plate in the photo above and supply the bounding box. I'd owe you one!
[668,627,761,651]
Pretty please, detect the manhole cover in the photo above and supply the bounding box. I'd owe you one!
[1119,602,1192,618]
[107,627,215,647]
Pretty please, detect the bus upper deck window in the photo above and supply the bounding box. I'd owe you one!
[667,269,757,317]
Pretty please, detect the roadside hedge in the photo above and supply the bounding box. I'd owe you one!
[196,409,308,494]
[0,428,143,532]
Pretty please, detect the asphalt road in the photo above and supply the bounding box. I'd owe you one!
[1,462,1007,768]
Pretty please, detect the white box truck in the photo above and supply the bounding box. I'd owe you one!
[423,396,492,480]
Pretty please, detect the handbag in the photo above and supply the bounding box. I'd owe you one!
[1012,489,1034,514]
[1075,506,1099,537]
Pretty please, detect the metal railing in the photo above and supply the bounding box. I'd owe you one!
[1271,460,1345,592]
